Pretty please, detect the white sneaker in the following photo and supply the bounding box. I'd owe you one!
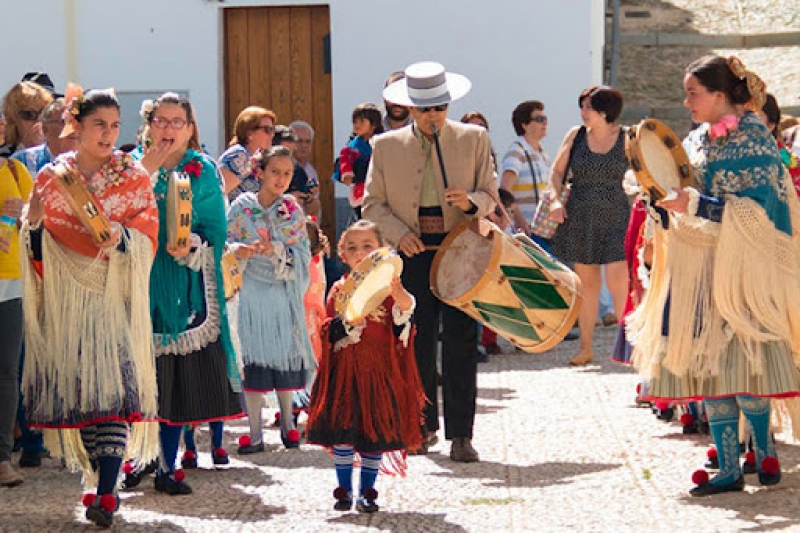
[0,460,23,487]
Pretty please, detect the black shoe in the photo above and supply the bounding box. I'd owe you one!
[154,473,193,496]
[355,488,379,513]
[281,429,301,449]
[333,486,352,511]
[704,458,720,470]
[85,505,114,528]
[237,442,265,455]
[758,470,781,486]
[742,461,757,475]
[656,407,674,421]
[19,451,43,468]
[212,448,230,466]
[689,475,744,497]
[181,450,198,469]
[121,459,157,489]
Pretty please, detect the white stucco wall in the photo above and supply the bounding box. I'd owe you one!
[1,0,604,177]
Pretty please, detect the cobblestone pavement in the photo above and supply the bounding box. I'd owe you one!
[5,326,800,532]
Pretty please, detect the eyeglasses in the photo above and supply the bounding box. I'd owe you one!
[151,117,189,130]
[254,125,275,134]
[18,109,42,121]
[417,104,449,113]
[528,116,548,124]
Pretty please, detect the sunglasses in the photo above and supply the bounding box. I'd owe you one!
[254,125,275,133]
[418,104,449,113]
[18,109,42,121]
[528,116,548,124]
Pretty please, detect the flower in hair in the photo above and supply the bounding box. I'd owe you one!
[140,99,154,120]
[62,82,85,120]
[727,56,747,80]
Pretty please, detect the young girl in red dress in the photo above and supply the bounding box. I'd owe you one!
[306,220,424,513]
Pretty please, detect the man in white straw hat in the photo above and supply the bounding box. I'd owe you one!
[363,61,497,463]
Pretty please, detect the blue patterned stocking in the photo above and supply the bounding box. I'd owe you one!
[704,397,742,486]
[333,445,354,492]
[737,395,775,469]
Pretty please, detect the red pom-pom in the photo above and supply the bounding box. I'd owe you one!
[636,383,642,394]
[82,493,97,508]
[174,469,186,482]
[333,486,350,499]
[274,412,281,422]
[98,494,117,512]
[238,435,252,447]
[761,456,780,475]
[182,449,197,460]
[680,413,695,426]
[362,487,378,500]
[744,451,756,465]
[128,412,142,423]
[692,469,710,485]
[706,448,718,460]
[655,401,670,411]
[122,462,134,475]
[286,429,301,443]
[213,447,228,459]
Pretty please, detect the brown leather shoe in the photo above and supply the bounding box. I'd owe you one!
[450,438,480,463]
[408,431,438,455]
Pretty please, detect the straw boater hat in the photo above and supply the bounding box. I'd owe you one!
[382,62,471,107]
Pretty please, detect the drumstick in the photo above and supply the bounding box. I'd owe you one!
[430,123,451,202]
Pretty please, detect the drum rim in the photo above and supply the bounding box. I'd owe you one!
[335,247,403,322]
[625,118,694,201]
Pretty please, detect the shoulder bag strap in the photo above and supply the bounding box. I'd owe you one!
[516,141,540,205]
[563,126,586,186]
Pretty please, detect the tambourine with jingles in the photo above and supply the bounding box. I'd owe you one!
[52,163,113,243]
[221,249,243,300]
[625,118,695,201]
[334,247,403,324]
[167,171,193,249]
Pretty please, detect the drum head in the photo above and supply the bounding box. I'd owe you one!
[626,119,693,201]
[336,248,403,323]
[639,129,684,194]
[435,226,493,301]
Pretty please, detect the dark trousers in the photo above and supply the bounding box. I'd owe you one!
[401,250,478,440]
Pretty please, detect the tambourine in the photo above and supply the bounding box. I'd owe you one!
[334,247,403,323]
[221,248,243,300]
[167,171,192,249]
[625,118,694,201]
[52,164,113,243]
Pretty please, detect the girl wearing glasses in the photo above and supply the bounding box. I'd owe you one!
[19,86,159,527]
[0,81,53,157]
[126,93,244,496]
[219,106,277,202]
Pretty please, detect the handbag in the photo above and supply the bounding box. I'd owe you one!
[530,126,585,240]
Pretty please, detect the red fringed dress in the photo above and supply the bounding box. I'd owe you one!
[306,279,425,458]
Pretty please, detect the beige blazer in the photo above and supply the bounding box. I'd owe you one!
[363,119,497,246]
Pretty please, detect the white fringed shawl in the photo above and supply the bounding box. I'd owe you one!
[20,224,160,487]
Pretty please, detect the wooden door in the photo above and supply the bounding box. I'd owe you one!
[224,5,335,241]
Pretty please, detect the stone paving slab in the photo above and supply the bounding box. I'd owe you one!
[5,326,800,531]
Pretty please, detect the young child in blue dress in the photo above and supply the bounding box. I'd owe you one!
[227,146,315,453]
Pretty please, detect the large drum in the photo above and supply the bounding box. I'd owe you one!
[625,118,694,201]
[431,219,582,353]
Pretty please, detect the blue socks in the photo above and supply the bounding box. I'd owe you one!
[333,445,354,492]
[704,397,742,486]
[159,422,184,475]
[183,421,225,452]
[738,395,774,468]
[359,453,382,495]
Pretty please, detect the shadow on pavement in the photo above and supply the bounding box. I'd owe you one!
[329,510,468,532]
[424,455,621,488]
